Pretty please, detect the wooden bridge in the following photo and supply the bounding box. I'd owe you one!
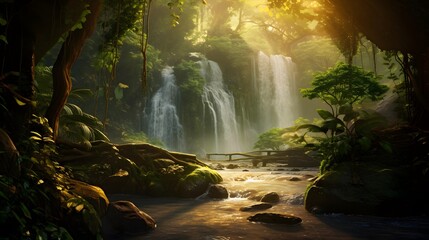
[205,148,319,167]
[206,150,285,161]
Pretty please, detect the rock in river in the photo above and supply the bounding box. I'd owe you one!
[247,213,302,225]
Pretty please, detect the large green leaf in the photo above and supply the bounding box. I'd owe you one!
[321,118,345,131]
[316,109,334,120]
[114,86,123,100]
[353,113,386,136]
[93,129,110,141]
[69,89,93,101]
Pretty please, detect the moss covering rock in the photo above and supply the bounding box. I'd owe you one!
[176,167,223,198]
[304,125,429,216]
[59,141,222,198]
[305,161,428,216]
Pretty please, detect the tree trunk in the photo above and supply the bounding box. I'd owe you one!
[1,0,100,145]
[412,49,429,129]
[0,5,36,143]
[45,0,102,140]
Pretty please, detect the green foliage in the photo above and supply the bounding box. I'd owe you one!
[0,16,7,44]
[292,37,343,80]
[120,130,164,146]
[175,60,205,96]
[0,115,102,239]
[65,197,102,238]
[33,65,110,148]
[59,104,110,149]
[301,62,389,117]
[69,4,91,31]
[254,118,321,151]
[299,62,391,173]
[99,0,142,51]
[253,128,288,150]
[199,34,253,96]
[306,110,391,173]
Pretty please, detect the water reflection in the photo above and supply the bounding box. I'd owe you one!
[108,163,429,240]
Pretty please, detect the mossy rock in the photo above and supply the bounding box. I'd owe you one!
[60,142,221,197]
[176,167,223,198]
[304,161,422,216]
[63,151,146,195]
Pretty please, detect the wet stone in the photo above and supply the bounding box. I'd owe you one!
[289,177,301,181]
[207,184,229,199]
[103,201,156,236]
[226,164,239,169]
[260,192,280,203]
[239,203,273,212]
[247,213,302,225]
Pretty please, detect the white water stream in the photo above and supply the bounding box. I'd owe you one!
[143,52,300,153]
[200,59,241,153]
[257,51,298,131]
[147,66,185,151]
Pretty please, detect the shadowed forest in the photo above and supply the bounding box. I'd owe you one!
[1,0,429,239]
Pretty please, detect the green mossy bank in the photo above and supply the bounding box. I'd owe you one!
[59,141,222,198]
[304,126,429,216]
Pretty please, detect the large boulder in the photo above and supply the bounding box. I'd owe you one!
[240,203,273,212]
[176,167,223,198]
[247,213,302,225]
[260,192,280,204]
[100,169,145,195]
[103,201,156,237]
[304,162,425,216]
[60,142,145,194]
[207,184,229,199]
[67,178,109,217]
[60,142,224,198]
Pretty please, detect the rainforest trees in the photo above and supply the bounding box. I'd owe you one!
[269,0,429,129]
[0,0,102,144]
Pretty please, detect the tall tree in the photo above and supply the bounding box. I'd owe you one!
[269,0,429,129]
[325,0,429,129]
[0,0,102,143]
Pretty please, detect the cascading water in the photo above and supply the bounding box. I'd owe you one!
[147,66,185,151]
[200,59,241,153]
[143,53,298,154]
[257,51,299,131]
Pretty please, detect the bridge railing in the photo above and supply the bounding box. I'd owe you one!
[205,150,286,161]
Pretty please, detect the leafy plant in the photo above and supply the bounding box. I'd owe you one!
[301,62,389,119]
[253,128,288,150]
[298,62,390,173]
[253,118,321,151]
[175,60,206,96]
[34,65,109,148]
[303,109,391,173]
[59,103,109,149]
[120,130,164,147]
[0,115,102,239]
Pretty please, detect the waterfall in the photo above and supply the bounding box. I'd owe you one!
[200,59,241,153]
[142,53,298,154]
[147,66,185,151]
[257,51,298,131]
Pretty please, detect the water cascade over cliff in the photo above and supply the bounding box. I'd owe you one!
[146,66,185,151]
[256,51,299,132]
[200,59,241,153]
[143,52,299,154]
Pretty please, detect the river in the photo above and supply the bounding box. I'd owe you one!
[105,161,429,240]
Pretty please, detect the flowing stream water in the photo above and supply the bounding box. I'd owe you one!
[106,162,429,240]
